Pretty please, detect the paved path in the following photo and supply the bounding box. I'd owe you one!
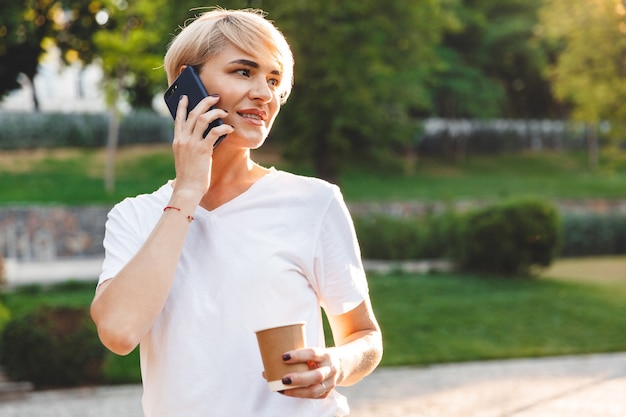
[0,352,624,416]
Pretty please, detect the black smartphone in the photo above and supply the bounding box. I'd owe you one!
[163,66,226,147]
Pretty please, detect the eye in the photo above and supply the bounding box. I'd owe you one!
[235,68,251,77]
[268,78,280,87]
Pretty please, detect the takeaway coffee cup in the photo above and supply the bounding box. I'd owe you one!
[255,321,309,391]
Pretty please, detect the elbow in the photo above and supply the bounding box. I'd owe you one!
[90,304,140,356]
[97,327,138,356]
[373,328,384,366]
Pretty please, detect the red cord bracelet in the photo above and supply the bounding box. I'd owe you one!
[163,206,194,222]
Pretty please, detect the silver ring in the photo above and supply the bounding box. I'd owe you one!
[320,380,329,395]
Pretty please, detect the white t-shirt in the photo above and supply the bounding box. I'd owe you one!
[99,168,369,417]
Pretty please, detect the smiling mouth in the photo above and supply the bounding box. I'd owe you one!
[239,113,263,120]
[237,109,268,121]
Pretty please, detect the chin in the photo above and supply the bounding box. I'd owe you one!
[224,133,268,150]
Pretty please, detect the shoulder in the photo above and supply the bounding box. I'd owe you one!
[108,182,172,222]
[270,170,342,201]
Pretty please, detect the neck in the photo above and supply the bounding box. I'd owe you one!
[196,146,269,211]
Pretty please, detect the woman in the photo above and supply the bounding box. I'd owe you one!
[91,8,382,417]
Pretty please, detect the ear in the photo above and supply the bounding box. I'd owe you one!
[178,65,188,75]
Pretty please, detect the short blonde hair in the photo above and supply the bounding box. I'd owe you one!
[164,8,294,103]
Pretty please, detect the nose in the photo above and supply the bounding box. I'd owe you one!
[250,77,273,103]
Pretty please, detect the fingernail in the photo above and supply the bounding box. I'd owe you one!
[282,354,291,361]
[179,95,185,101]
[282,377,292,385]
[278,390,285,395]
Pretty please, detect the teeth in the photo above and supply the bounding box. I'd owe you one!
[241,113,261,120]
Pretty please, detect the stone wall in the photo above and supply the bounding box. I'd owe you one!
[0,206,111,261]
[1,200,625,262]
[348,199,626,218]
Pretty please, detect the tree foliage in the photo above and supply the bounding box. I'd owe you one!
[7,0,623,178]
[432,0,553,119]
[91,0,170,108]
[537,0,626,172]
[0,0,66,109]
[249,0,446,181]
[538,0,626,123]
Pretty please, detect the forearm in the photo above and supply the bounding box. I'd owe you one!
[327,299,383,387]
[91,193,199,355]
[332,328,383,386]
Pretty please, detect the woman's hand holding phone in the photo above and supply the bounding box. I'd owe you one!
[171,94,233,200]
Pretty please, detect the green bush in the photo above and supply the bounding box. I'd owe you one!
[355,215,422,260]
[352,204,624,263]
[560,213,626,257]
[0,301,10,336]
[354,211,460,260]
[0,306,106,387]
[0,254,5,285]
[118,109,173,145]
[456,199,561,275]
[0,112,108,148]
[0,301,10,359]
[0,111,172,149]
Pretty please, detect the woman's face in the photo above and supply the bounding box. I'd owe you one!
[196,42,283,150]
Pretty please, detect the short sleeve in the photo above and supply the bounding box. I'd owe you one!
[98,203,153,286]
[312,187,369,316]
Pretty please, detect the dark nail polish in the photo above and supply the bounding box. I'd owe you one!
[278,390,285,395]
[282,377,292,385]
[282,354,291,361]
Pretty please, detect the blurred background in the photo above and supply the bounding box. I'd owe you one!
[0,0,625,399]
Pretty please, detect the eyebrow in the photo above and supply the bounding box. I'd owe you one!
[229,59,281,76]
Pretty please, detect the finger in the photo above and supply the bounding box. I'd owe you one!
[283,347,328,367]
[175,95,189,126]
[178,95,221,140]
[199,120,233,148]
[187,94,221,118]
[279,366,334,397]
[172,96,190,152]
[193,108,229,138]
[282,348,331,380]
[280,379,332,399]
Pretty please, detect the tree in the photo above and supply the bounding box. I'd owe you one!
[0,0,65,110]
[88,0,170,191]
[431,0,554,119]
[250,0,445,182]
[93,0,169,109]
[53,0,104,99]
[537,0,626,170]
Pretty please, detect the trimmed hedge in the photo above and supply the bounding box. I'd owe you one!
[0,111,173,149]
[355,203,625,264]
[0,306,106,387]
[355,211,460,260]
[560,213,626,256]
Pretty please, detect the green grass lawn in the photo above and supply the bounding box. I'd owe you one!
[340,151,626,201]
[370,271,626,366]
[1,146,624,383]
[1,146,626,204]
[2,257,625,382]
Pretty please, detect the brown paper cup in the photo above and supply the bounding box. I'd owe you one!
[255,321,309,391]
